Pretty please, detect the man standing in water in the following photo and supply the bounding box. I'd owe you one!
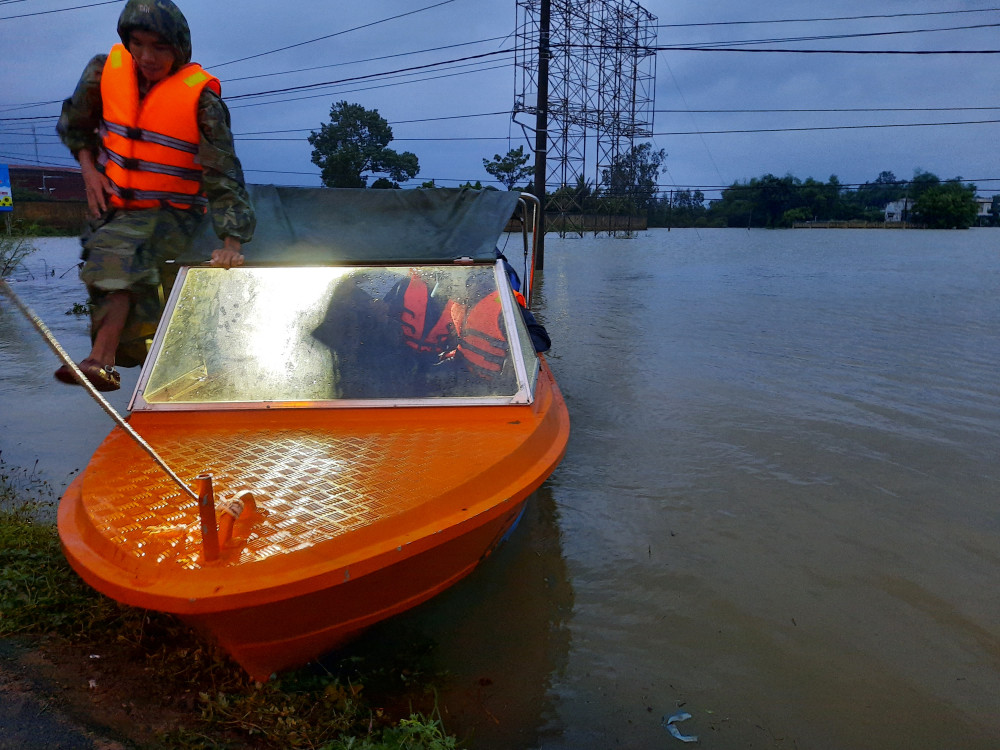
[55,0,255,391]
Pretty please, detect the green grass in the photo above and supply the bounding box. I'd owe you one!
[0,454,459,749]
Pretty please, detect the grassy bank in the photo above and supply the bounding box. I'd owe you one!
[0,454,458,749]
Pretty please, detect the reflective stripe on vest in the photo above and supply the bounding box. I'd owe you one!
[400,273,464,354]
[100,43,220,211]
[458,292,507,376]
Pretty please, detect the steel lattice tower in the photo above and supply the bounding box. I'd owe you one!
[515,0,656,234]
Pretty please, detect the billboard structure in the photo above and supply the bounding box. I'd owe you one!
[514,0,657,235]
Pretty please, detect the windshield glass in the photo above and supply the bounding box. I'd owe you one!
[137,264,537,406]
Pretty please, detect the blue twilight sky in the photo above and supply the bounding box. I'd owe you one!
[2,0,999,199]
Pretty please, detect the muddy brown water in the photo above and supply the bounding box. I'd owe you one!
[2,231,998,749]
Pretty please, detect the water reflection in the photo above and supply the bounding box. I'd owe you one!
[320,485,573,749]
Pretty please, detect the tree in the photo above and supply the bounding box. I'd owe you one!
[456,180,497,191]
[653,188,706,227]
[913,180,978,228]
[483,146,534,190]
[308,101,419,188]
[708,173,801,227]
[600,142,666,215]
[907,169,941,202]
[549,175,599,215]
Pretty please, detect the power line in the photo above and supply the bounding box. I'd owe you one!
[221,36,510,84]
[227,61,512,110]
[646,22,1000,49]
[9,103,1000,128]
[1,25,995,114]
[0,151,76,167]
[0,0,122,21]
[0,48,513,114]
[653,8,1000,29]
[238,135,511,142]
[651,177,1000,191]
[0,109,60,119]
[233,111,511,136]
[225,50,513,101]
[209,0,459,69]
[5,109,1000,141]
[653,106,1000,114]
[224,117,1000,142]
[650,46,1000,54]
[219,20,1000,86]
[652,119,1000,136]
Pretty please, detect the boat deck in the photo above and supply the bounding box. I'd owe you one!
[79,408,537,570]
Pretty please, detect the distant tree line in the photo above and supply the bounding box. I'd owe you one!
[548,160,985,230]
[307,101,988,229]
[671,169,985,230]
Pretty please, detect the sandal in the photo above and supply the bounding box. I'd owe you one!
[54,358,121,392]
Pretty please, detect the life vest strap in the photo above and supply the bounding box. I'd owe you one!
[104,147,204,182]
[104,119,200,155]
[460,338,506,369]
[467,329,505,351]
[108,182,208,207]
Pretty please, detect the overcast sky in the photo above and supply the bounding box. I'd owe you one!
[2,0,999,199]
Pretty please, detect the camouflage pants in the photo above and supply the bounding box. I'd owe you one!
[80,206,203,368]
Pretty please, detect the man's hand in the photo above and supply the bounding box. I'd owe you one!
[78,149,111,218]
[210,236,245,268]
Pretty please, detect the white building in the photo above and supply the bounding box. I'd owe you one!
[884,198,914,222]
[975,196,994,223]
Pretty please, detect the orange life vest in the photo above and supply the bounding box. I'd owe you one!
[399,272,465,355]
[100,43,221,211]
[458,292,508,377]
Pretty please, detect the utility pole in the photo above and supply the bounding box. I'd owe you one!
[532,0,550,270]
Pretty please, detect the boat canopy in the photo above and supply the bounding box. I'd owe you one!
[183,186,523,265]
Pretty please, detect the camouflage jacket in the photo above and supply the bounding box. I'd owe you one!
[57,54,256,243]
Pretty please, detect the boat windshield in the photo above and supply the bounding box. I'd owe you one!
[133,263,540,408]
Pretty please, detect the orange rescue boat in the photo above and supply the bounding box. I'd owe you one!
[57,187,570,680]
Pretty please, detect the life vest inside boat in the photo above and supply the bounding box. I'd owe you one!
[384,270,465,359]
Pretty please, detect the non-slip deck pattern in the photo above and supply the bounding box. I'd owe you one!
[80,421,525,570]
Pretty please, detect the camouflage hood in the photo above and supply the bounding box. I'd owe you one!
[117,0,192,67]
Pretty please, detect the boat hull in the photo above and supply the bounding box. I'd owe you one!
[58,363,568,679]
[185,501,526,680]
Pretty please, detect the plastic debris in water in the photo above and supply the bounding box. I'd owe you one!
[663,711,699,743]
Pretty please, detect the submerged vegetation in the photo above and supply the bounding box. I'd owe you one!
[1,220,38,277]
[0,453,458,749]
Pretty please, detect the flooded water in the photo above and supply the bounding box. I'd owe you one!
[2,230,999,748]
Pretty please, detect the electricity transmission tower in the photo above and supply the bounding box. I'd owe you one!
[514,0,657,238]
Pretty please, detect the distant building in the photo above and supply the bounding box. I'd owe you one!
[884,198,914,222]
[4,164,87,231]
[974,196,994,225]
[8,164,85,202]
